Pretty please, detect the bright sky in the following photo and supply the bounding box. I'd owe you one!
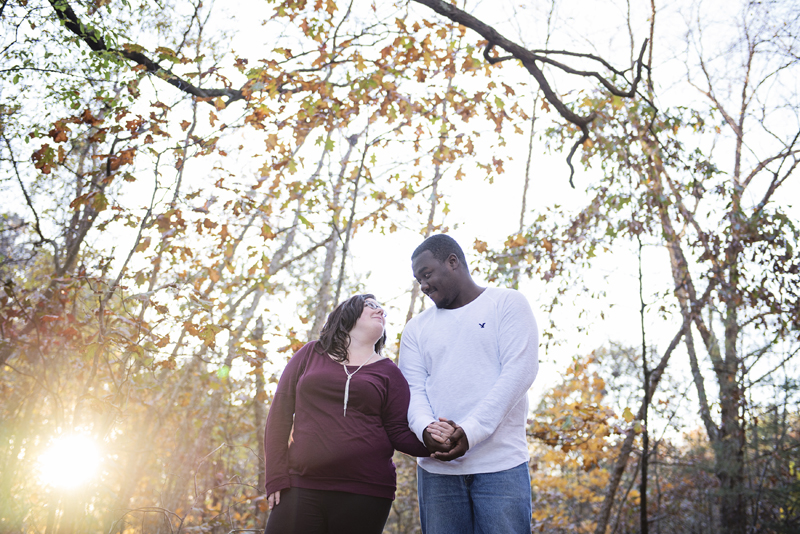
[329,0,800,421]
[77,0,798,425]
[111,0,794,423]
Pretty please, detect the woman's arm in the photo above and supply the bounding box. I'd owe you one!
[382,364,436,457]
[263,342,312,496]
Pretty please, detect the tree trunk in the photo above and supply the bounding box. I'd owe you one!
[309,228,339,339]
[405,74,452,324]
[252,317,268,528]
[593,320,687,534]
[716,298,746,533]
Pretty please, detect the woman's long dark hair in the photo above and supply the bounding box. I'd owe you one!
[316,294,386,362]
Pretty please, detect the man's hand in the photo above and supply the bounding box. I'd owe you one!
[431,418,469,461]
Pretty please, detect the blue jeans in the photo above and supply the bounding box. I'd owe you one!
[417,462,532,534]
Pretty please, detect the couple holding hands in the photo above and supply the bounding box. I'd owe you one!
[263,235,540,534]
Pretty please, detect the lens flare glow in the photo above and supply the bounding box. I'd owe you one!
[38,435,101,489]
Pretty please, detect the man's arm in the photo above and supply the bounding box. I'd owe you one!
[398,321,438,442]
[458,291,539,448]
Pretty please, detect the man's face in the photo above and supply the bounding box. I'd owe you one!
[412,250,459,309]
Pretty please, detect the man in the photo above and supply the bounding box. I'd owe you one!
[399,234,539,534]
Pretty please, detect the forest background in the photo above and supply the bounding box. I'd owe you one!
[1,0,798,533]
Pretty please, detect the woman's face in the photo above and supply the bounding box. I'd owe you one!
[352,298,386,342]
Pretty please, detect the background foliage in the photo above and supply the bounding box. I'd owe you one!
[1,0,798,533]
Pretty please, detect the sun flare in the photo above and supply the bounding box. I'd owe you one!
[38,435,102,489]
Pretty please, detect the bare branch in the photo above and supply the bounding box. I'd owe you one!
[529,40,648,98]
[685,328,720,441]
[48,0,245,104]
[528,48,626,77]
[745,133,800,216]
[410,0,647,186]
[1,133,59,262]
[269,233,336,276]
[483,43,513,64]
[593,318,688,534]
[748,345,800,387]
[691,55,741,137]
[662,167,721,274]
[564,127,590,188]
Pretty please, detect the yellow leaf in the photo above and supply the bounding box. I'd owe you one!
[622,407,634,423]
[135,236,151,253]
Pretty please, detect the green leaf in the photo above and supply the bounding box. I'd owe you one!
[217,365,230,379]
[155,46,179,64]
[86,342,101,359]
[92,192,108,213]
[298,214,314,229]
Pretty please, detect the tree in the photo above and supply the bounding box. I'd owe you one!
[528,353,623,533]
[5,0,795,532]
[528,347,716,534]
[2,0,648,531]
[481,1,800,532]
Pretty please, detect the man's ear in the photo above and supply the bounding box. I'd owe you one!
[446,253,460,271]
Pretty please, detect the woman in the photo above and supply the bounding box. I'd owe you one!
[263,294,452,534]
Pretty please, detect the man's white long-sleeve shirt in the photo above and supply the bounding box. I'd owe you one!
[399,287,539,475]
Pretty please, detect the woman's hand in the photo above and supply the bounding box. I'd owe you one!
[268,490,281,510]
[426,419,455,444]
[431,420,469,461]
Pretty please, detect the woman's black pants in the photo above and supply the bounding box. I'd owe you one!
[264,487,393,534]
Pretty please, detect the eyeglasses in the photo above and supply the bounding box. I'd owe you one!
[364,300,387,317]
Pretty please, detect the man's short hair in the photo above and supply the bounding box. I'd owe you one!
[412,234,467,266]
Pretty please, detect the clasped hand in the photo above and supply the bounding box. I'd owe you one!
[423,417,469,461]
[268,419,469,509]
